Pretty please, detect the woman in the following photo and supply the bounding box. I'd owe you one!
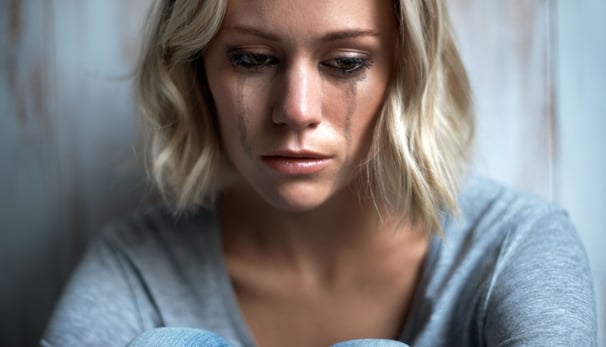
[41,0,597,346]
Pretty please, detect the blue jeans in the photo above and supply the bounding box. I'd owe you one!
[127,327,409,347]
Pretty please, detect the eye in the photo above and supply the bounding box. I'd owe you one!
[229,52,279,72]
[322,57,372,75]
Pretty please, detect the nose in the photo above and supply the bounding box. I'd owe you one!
[272,61,322,130]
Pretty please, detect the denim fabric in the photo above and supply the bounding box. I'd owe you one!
[331,338,409,346]
[128,328,231,347]
[127,328,409,347]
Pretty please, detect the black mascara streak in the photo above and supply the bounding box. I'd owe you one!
[345,79,357,147]
[237,76,253,158]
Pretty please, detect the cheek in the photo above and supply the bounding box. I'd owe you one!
[347,77,385,129]
[357,82,386,122]
[343,80,357,146]
[211,76,271,163]
[320,80,358,147]
[235,76,253,157]
[347,77,387,151]
[206,75,245,160]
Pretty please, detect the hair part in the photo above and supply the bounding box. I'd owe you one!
[136,0,473,235]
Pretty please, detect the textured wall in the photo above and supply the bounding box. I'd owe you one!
[450,0,556,200]
[555,0,606,343]
[1,0,603,346]
[0,0,152,345]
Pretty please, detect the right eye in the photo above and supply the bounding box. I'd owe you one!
[229,52,279,72]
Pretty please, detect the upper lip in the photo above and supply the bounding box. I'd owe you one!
[262,150,331,159]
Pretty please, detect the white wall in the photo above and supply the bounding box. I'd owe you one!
[555,0,606,344]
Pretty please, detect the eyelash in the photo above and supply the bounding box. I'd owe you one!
[229,53,279,72]
[228,52,372,77]
[322,57,373,76]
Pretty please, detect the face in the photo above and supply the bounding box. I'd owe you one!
[204,0,396,212]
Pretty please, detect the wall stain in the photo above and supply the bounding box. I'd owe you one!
[7,0,21,111]
[6,0,54,138]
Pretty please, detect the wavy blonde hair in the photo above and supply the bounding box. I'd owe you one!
[137,0,473,235]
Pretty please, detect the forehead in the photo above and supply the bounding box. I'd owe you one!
[221,0,395,38]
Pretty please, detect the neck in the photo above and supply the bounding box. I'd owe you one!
[218,181,428,287]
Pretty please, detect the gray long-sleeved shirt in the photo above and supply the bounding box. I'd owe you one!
[41,176,597,346]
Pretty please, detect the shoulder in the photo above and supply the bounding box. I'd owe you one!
[410,176,596,345]
[99,205,219,255]
[442,175,591,289]
[451,174,592,283]
[91,205,223,294]
[446,175,579,252]
[41,206,224,347]
[441,175,596,345]
[426,176,574,293]
[456,175,564,231]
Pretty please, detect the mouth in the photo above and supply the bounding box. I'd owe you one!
[261,151,332,175]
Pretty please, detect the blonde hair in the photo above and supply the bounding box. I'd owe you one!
[137,0,473,235]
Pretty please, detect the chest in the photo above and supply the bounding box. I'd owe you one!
[233,271,418,347]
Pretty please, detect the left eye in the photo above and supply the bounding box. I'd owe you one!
[322,57,369,74]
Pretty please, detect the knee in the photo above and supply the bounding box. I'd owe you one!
[127,327,231,347]
[331,338,409,347]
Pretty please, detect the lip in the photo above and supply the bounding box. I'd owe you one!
[261,151,332,175]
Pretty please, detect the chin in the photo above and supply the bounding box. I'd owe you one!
[260,184,334,213]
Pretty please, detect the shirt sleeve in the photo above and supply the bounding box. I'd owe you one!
[40,229,158,347]
[483,209,597,346]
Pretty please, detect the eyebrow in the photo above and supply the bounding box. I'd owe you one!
[223,25,380,42]
[320,30,380,42]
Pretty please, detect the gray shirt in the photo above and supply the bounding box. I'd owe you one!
[41,176,597,346]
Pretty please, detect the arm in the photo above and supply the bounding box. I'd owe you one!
[41,230,158,347]
[484,210,597,346]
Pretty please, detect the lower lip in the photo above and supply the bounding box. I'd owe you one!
[261,156,331,175]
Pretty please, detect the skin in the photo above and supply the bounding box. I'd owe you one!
[203,0,429,345]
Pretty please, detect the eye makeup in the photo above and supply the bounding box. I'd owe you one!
[228,50,280,73]
[321,56,374,79]
[225,46,374,81]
